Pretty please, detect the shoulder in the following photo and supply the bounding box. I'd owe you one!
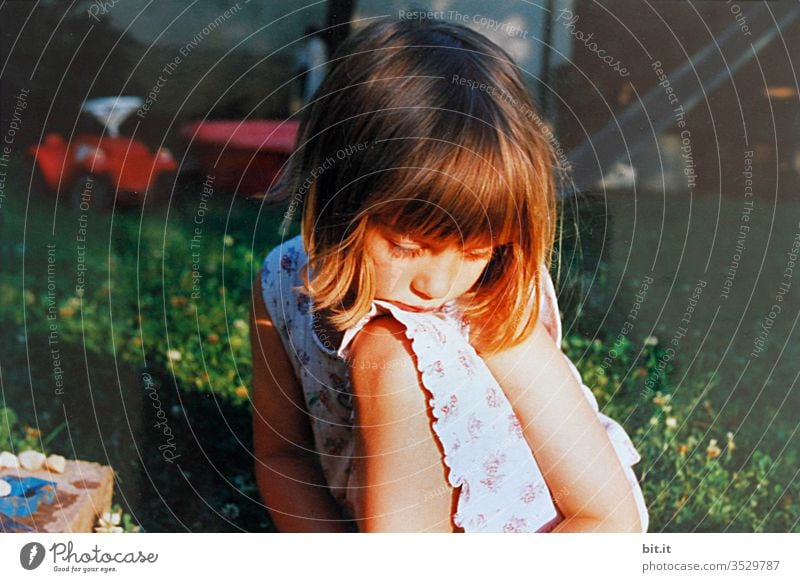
[263,235,306,275]
[484,319,580,398]
[481,315,592,445]
[349,313,407,350]
[252,260,271,319]
[347,315,425,418]
[260,236,306,307]
[348,315,416,384]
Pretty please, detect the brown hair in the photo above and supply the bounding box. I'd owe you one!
[269,17,564,355]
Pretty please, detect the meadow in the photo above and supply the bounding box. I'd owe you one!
[2,172,797,532]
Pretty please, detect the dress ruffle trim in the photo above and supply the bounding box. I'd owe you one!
[335,265,647,532]
[343,299,560,533]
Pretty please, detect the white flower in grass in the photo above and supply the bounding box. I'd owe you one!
[224,235,234,247]
[94,510,123,533]
[644,336,658,346]
[652,392,671,407]
[726,431,737,451]
[665,417,677,429]
[167,349,182,362]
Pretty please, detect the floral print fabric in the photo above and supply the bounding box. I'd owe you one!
[260,235,649,532]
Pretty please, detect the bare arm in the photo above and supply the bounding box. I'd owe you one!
[347,316,455,532]
[250,273,353,532]
[483,319,644,533]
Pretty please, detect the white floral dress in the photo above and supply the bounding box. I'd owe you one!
[260,235,649,532]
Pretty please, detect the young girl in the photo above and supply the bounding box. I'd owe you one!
[250,17,648,533]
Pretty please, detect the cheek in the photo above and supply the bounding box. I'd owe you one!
[370,253,407,292]
[460,261,491,291]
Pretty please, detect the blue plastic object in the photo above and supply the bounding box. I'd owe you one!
[0,513,35,532]
[0,476,57,519]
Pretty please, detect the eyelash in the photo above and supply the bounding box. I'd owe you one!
[390,244,423,259]
[466,251,492,261]
[389,243,490,261]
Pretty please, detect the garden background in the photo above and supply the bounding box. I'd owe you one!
[1,0,798,532]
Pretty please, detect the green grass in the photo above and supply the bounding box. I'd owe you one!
[2,175,797,532]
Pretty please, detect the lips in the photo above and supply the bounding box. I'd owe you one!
[390,301,441,313]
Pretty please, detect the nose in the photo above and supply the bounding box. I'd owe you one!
[411,251,460,301]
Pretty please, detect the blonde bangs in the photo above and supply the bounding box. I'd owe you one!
[287,17,561,354]
[367,122,528,250]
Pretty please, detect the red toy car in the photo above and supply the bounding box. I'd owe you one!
[181,119,299,197]
[29,97,177,210]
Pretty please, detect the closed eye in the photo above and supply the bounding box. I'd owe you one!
[389,242,424,259]
[385,232,493,261]
[464,247,494,261]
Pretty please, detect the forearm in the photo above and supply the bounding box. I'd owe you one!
[550,515,642,533]
[255,452,355,532]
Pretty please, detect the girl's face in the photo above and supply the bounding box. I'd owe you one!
[364,224,494,312]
